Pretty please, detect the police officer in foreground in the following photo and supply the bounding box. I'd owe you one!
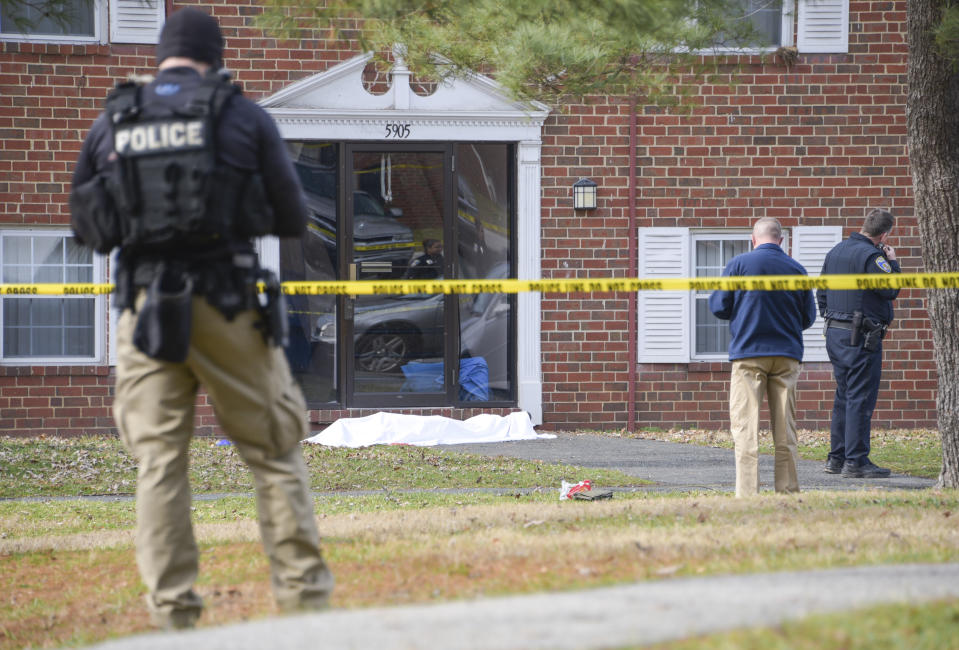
[70,8,332,629]
[817,209,901,479]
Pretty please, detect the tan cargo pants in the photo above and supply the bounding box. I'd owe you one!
[114,295,333,628]
[729,356,801,498]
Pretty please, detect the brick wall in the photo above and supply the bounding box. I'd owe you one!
[537,0,936,431]
[0,0,938,436]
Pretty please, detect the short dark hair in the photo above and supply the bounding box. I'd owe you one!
[423,238,440,250]
[862,208,894,237]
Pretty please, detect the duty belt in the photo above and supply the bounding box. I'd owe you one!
[826,319,854,330]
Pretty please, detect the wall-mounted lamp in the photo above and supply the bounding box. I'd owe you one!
[572,177,598,210]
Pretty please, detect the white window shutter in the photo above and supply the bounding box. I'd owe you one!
[638,228,690,363]
[797,0,849,53]
[792,226,843,362]
[110,0,165,44]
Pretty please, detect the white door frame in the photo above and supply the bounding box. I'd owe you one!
[258,53,549,423]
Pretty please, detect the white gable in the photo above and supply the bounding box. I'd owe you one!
[259,52,550,142]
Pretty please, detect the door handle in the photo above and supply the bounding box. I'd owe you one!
[344,263,357,321]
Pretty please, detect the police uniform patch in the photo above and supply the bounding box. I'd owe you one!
[875,256,892,273]
[114,118,206,156]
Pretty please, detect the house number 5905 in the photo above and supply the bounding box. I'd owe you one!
[385,123,411,138]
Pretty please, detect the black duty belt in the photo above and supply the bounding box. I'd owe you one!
[826,319,854,330]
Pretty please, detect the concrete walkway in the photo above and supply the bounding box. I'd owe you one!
[78,433,950,649]
[89,564,959,650]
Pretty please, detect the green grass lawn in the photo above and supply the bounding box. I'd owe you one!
[630,428,943,479]
[642,598,959,650]
[0,430,955,650]
[0,435,647,499]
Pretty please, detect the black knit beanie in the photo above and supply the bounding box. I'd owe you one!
[156,8,224,67]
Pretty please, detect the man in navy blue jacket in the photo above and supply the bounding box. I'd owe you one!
[709,218,817,497]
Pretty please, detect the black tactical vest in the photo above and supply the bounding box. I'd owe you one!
[106,73,241,248]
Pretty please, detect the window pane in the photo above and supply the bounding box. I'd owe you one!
[696,298,731,354]
[696,241,723,277]
[694,236,750,356]
[1,0,95,36]
[65,324,94,355]
[35,237,63,266]
[1,233,97,359]
[3,236,29,264]
[745,0,782,45]
[66,239,92,265]
[724,239,750,265]
[281,142,340,404]
[33,298,61,325]
[2,265,30,283]
[457,144,512,402]
[711,0,782,48]
[3,324,30,356]
[32,326,63,356]
[35,266,61,283]
[63,298,93,326]
[65,265,93,283]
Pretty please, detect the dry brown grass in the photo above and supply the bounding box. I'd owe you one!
[3,490,959,648]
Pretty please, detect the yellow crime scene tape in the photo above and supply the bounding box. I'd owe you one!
[2,272,959,296]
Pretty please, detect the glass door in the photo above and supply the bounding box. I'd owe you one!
[281,141,516,409]
[345,146,450,406]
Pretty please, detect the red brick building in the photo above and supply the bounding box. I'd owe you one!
[0,0,935,436]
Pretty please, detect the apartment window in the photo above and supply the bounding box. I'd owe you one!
[709,0,787,50]
[0,0,97,39]
[637,226,841,364]
[692,233,751,357]
[1,231,105,362]
[738,0,784,47]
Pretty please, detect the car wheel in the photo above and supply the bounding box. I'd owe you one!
[354,330,413,373]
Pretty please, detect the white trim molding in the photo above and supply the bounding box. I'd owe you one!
[260,52,549,422]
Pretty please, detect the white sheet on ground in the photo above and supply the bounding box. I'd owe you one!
[304,411,555,448]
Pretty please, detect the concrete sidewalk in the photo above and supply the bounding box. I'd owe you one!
[89,564,959,650]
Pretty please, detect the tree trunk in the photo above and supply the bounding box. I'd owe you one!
[907,0,959,487]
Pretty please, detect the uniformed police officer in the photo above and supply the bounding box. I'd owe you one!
[404,238,444,279]
[817,208,900,479]
[70,8,333,629]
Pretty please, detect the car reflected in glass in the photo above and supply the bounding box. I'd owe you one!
[305,263,510,397]
[295,161,416,277]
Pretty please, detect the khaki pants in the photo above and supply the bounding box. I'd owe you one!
[729,357,801,498]
[114,295,333,627]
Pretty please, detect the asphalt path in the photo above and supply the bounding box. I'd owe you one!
[441,431,937,492]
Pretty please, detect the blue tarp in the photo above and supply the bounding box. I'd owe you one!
[401,358,490,401]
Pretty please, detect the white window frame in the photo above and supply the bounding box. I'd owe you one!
[701,0,851,54]
[639,225,836,364]
[0,0,106,44]
[1,0,165,45]
[702,0,796,53]
[690,230,754,360]
[1,229,108,365]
